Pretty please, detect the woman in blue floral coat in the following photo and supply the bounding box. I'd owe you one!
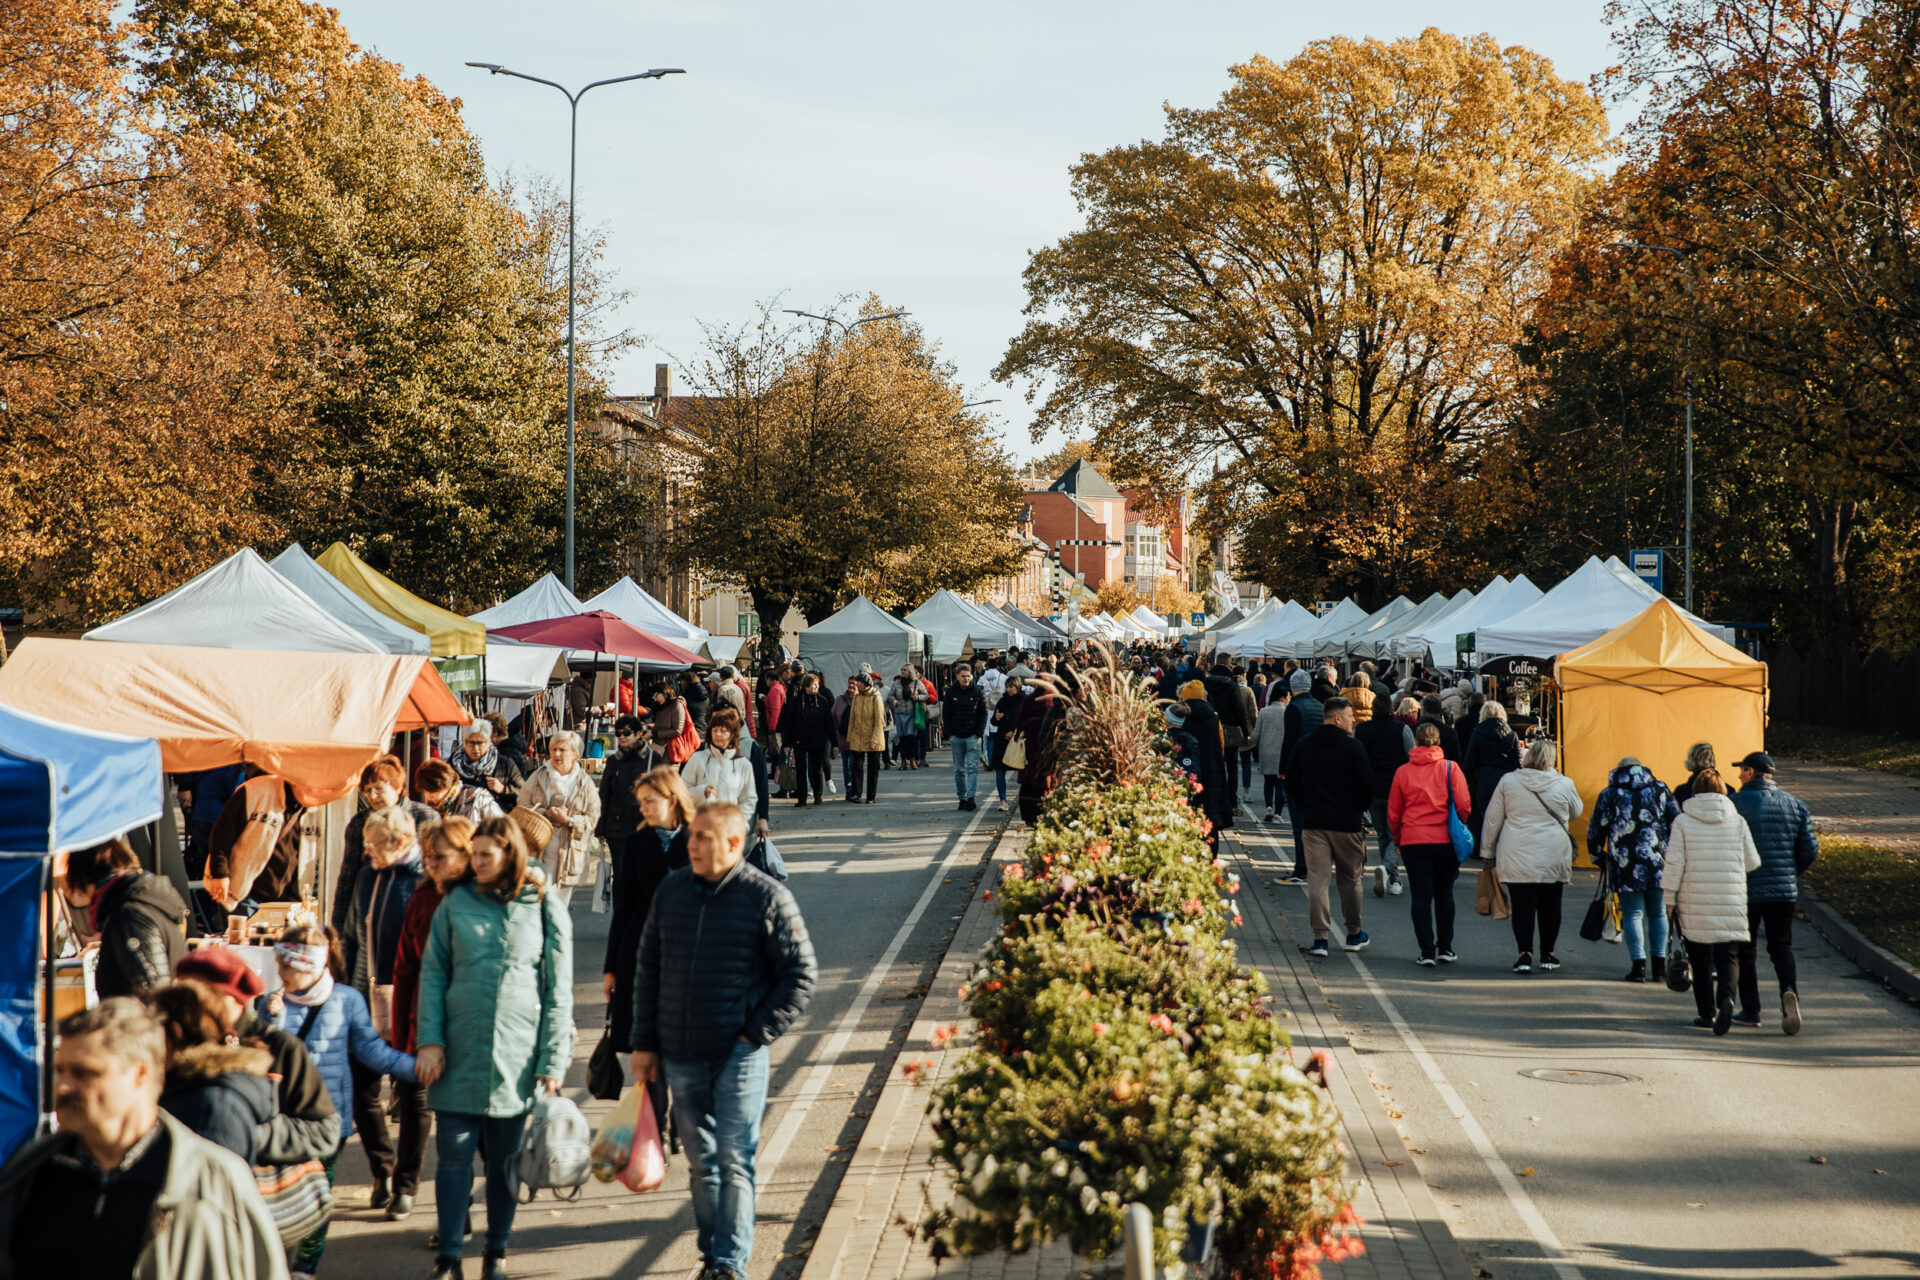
[1586,756,1682,983]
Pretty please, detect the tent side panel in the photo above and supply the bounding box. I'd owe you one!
[0,857,44,1165]
[1561,683,1768,865]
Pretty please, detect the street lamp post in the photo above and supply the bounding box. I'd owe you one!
[467,61,685,593]
[1607,240,1697,612]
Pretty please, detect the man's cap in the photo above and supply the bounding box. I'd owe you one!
[1733,750,1775,773]
[175,948,267,1005]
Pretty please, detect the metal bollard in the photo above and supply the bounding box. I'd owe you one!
[1122,1201,1156,1280]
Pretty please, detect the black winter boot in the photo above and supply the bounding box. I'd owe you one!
[481,1252,509,1280]
[1651,956,1667,983]
[1623,960,1647,983]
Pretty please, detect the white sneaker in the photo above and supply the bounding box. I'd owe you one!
[1262,807,1275,821]
[1388,879,1404,896]
[998,799,1009,811]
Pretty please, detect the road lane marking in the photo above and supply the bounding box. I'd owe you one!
[757,802,993,1178]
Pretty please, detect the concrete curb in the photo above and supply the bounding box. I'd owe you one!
[1798,885,1920,1003]
[799,819,1014,1280]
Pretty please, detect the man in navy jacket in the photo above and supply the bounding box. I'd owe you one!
[629,803,817,1280]
[1730,751,1817,1034]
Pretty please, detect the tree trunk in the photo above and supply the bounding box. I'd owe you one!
[749,588,792,663]
[1811,497,1856,654]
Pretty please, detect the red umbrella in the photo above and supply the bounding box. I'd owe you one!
[488,610,704,670]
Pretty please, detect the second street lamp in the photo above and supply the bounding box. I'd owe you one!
[467,60,685,593]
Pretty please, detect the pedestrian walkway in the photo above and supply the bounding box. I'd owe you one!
[317,759,1002,1280]
[1230,809,1920,1280]
[1774,758,1920,853]
[801,820,1477,1280]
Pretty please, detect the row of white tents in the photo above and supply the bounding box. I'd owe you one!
[1199,556,1732,670]
[75,546,739,697]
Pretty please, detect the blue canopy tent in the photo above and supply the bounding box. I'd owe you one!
[0,703,163,1163]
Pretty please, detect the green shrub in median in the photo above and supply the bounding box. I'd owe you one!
[919,644,1362,1280]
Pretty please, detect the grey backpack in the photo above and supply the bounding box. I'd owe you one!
[516,1087,593,1201]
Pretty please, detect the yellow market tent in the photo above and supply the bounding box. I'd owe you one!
[315,542,485,658]
[1556,598,1767,861]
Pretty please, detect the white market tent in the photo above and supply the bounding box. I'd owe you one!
[1475,557,1731,658]
[1351,592,1461,662]
[797,596,926,692]
[1313,597,1413,660]
[481,639,570,697]
[995,603,1064,644]
[583,577,712,651]
[468,574,586,628]
[956,595,1030,648]
[1268,598,1367,659]
[1397,575,1544,670]
[1129,606,1171,636]
[1221,600,1316,658]
[269,545,432,656]
[906,590,1016,658]
[86,548,384,655]
[1200,597,1279,652]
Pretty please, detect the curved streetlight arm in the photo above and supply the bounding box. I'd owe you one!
[466,59,684,592]
[783,308,909,338]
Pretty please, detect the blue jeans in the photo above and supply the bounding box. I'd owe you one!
[664,1042,771,1275]
[434,1111,527,1258]
[841,748,859,794]
[951,736,981,799]
[1263,775,1285,814]
[1617,887,1667,962]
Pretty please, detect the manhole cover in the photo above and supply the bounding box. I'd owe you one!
[1518,1068,1639,1086]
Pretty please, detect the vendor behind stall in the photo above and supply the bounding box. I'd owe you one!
[203,770,305,919]
[59,837,189,1000]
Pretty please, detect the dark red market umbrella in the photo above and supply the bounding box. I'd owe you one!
[488,610,703,671]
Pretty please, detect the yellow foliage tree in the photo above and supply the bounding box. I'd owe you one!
[998,30,1607,605]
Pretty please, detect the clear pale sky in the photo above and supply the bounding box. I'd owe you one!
[324,1,1621,459]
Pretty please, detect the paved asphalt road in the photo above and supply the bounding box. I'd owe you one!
[1228,791,1920,1280]
[322,754,1002,1280]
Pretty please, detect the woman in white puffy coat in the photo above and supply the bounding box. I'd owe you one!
[680,706,771,838]
[1661,768,1760,1035]
[1483,738,1584,974]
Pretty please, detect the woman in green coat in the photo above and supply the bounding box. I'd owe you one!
[416,816,573,1280]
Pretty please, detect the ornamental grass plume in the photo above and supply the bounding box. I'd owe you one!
[1054,639,1162,790]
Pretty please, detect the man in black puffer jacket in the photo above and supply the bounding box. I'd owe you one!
[942,664,990,812]
[1291,697,1375,957]
[628,803,816,1280]
[60,838,187,999]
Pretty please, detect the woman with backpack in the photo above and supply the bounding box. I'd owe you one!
[267,921,419,1276]
[1387,722,1471,966]
[1462,702,1522,857]
[417,816,573,1280]
[1587,756,1683,983]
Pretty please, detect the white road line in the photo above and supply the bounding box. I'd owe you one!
[757,802,993,1177]
[1235,809,1585,1279]
[1342,948,1587,1280]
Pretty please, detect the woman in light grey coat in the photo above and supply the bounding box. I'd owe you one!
[1254,690,1290,821]
[1482,739,1584,974]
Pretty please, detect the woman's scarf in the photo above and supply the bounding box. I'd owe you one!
[453,744,498,787]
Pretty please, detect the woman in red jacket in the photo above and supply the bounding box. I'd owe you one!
[1388,722,1471,966]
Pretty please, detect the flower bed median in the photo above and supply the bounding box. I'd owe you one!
[918,652,1361,1280]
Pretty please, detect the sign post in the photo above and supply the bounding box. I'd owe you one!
[1630,549,1664,592]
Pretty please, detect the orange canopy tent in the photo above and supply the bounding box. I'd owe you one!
[0,638,466,804]
[1556,598,1768,860]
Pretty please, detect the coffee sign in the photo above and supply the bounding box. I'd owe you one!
[1479,655,1548,682]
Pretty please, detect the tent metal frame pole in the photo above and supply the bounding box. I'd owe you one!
[39,857,54,1139]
